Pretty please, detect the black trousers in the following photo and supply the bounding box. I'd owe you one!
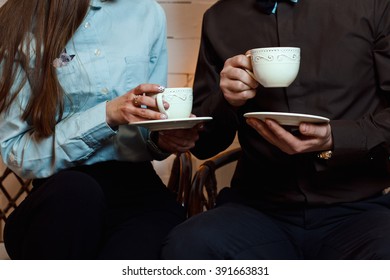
[4,161,186,260]
[162,190,390,259]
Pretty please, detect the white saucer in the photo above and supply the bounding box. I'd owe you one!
[131,117,212,131]
[244,112,330,126]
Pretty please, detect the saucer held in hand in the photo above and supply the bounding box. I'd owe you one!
[131,117,212,131]
[244,112,329,126]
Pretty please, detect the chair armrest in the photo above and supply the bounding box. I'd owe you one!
[167,151,193,210]
[188,147,242,217]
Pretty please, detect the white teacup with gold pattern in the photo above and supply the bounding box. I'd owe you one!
[154,87,193,119]
[246,47,301,87]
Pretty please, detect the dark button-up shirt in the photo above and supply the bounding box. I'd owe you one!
[191,0,390,207]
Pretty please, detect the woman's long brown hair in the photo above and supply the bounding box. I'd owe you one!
[0,0,91,138]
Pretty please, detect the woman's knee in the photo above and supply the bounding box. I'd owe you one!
[4,170,106,259]
[36,170,106,209]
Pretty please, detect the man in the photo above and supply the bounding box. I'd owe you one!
[162,0,390,259]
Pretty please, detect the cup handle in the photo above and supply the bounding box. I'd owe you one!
[245,69,257,81]
[245,53,257,81]
[156,93,167,115]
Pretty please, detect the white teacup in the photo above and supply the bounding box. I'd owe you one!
[246,47,300,87]
[154,87,193,119]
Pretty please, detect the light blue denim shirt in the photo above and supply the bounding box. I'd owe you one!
[0,0,168,179]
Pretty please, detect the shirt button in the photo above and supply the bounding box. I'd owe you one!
[94,49,101,56]
[84,22,91,29]
[101,87,109,94]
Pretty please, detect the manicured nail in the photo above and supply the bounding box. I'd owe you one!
[161,114,167,119]
[158,86,165,92]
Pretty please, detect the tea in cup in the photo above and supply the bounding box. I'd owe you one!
[246,47,300,87]
[154,87,193,119]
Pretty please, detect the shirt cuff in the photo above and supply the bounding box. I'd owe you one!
[331,120,367,160]
[79,102,117,149]
[146,131,171,161]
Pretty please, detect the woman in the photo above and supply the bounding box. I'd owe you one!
[0,0,199,259]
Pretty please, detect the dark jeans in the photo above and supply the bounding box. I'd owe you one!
[4,161,186,260]
[162,191,390,259]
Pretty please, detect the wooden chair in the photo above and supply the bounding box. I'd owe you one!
[0,167,32,226]
[187,147,242,217]
[166,151,193,210]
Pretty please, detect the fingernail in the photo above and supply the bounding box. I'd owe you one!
[247,118,256,126]
[158,86,165,92]
[161,114,167,119]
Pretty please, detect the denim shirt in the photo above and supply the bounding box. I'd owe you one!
[0,0,168,179]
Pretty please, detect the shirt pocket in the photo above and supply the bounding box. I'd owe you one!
[56,61,88,113]
[56,61,83,94]
[124,55,150,87]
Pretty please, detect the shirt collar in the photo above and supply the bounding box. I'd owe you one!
[257,0,299,15]
[273,0,299,13]
[90,0,103,9]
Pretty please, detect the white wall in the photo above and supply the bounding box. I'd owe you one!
[158,0,217,87]
[154,0,216,183]
[154,0,240,188]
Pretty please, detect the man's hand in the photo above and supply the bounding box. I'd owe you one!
[246,118,333,154]
[220,54,259,107]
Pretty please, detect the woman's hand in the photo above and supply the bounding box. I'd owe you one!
[156,125,202,154]
[220,54,259,107]
[153,114,203,153]
[106,84,168,127]
[246,118,333,155]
